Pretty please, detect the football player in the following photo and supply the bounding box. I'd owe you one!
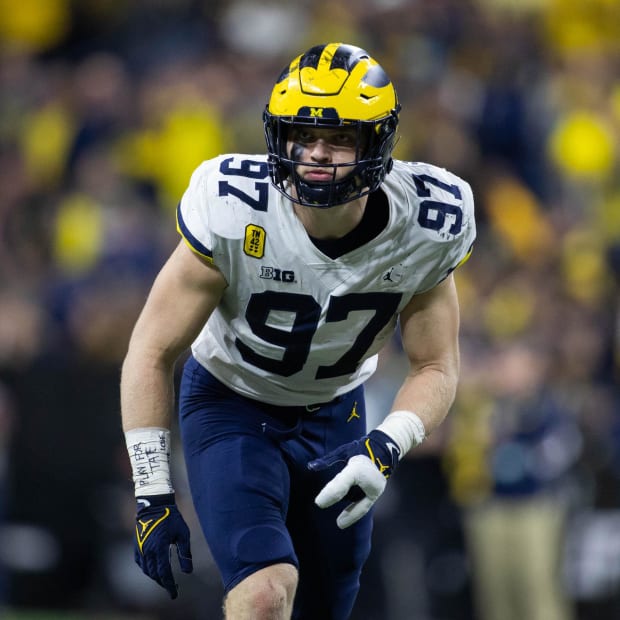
[121,42,475,619]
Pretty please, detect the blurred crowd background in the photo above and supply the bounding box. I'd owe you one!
[1,0,619,618]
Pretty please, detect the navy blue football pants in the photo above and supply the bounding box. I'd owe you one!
[178,355,373,620]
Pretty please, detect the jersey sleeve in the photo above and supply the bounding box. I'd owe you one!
[176,158,222,264]
[410,163,476,293]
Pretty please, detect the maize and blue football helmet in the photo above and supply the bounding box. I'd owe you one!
[263,43,400,208]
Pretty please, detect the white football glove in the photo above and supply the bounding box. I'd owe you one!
[314,454,388,529]
[308,429,400,529]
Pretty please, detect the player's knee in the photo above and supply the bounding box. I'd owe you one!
[226,563,298,619]
[251,576,295,615]
[252,564,297,613]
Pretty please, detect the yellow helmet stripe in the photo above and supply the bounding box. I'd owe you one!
[317,43,342,72]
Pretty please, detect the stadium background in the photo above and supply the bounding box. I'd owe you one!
[0,0,619,618]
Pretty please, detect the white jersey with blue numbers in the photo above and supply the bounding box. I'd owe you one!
[177,154,476,406]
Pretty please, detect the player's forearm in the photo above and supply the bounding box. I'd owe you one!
[121,347,177,432]
[376,360,458,458]
[121,346,178,496]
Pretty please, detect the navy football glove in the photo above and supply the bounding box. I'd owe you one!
[134,493,193,598]
[308,429,400,529]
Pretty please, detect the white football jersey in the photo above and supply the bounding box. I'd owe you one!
[177,154,475,406]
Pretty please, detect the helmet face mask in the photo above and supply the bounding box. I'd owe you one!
[263,43,400,209]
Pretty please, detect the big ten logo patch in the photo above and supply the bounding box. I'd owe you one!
[244,224,265,258]
[259,267,296,283]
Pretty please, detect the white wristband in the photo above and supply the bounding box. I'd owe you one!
[125,427,174,496]
[376,410,426,458]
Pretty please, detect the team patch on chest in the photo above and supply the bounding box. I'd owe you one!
[244,224,266,258]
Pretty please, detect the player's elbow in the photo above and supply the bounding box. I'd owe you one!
[124,322,183,372]
[411,350,460,383]
[410,354,461,404]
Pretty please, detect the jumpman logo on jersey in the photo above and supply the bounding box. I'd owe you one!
[383,264,404,284]
[347,402,360,423]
